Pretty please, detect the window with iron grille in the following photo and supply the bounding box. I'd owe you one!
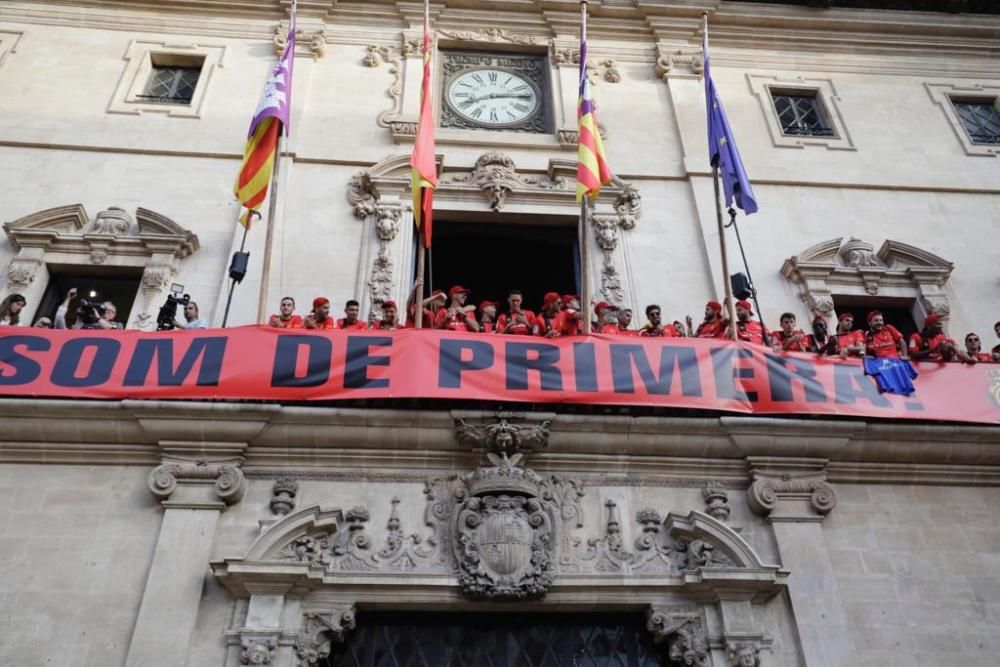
[139,56,203,104]
[951,99,1000,145]
[770,91,835,137]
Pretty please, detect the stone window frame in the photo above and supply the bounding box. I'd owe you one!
[108,40,227,118]
[925,81,1000,158]
[747,74,856,151]
[0,30,22,67]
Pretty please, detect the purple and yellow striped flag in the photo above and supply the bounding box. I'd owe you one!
[234,18,295,227]
[576,28,613,201]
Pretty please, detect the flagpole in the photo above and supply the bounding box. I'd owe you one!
[222,221,251,328]
[579,0,593,336]
[712,165,737,340]
[725,206,769,338]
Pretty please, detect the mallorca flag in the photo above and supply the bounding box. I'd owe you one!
[234,19,296,227]
[576,25,613,201]
[410,9,437,248]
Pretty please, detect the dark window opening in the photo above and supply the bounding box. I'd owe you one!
[951,98,1000,145]
[36,265,143,327]
[323,611,664,667]
[770,91,835,137]
[421,220,579,317]
[832,295,917,340]
[139,54,204,104]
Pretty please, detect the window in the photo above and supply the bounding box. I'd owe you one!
[832,296,917,341]
[771,91,835,137]
[325,611,663,667]
[139,59,202,105]
[36,266,143,328]
[951,98,1000,145]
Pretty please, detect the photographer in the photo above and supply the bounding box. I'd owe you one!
[54,288,122,330]
[174,301,208,329]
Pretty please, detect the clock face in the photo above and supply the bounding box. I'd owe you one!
[446,68,540,128]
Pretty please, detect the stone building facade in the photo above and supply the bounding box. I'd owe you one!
[0,0,999,665]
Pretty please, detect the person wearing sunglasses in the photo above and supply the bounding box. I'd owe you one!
[964,333,994,363]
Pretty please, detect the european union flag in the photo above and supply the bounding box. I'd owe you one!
[704,28,758,215]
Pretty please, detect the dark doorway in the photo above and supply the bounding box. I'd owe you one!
[323,611,664,667]
[422,221,578,314]
[832,295,917,339]
[36,264,143,327]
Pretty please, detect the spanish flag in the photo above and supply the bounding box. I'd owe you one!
[410,6,437,248]
[576,20,613,201]
[234,19,296,227]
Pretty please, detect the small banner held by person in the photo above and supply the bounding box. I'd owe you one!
[0,327,997,425]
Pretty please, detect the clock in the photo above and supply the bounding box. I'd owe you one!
[446,68,540,128]
[440,52,549,133]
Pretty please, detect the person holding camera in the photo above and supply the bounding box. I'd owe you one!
[0,294,26,326]
[54,289,122,330]
[174,301,208,329]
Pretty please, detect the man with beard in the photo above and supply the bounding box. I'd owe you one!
[532,292,562,337]
[865,311,906,358]
[806,315,835,354]
[833,313,866,358]
[688,300,729,338]
[595,302,620,334]
[435,286,480,332]
[640,304,677,337]
[373,300,401,331]
[478,300,498,333]
[268,296,303,329]
[337,299,369,330]
[617,308,639,336]
[908,314,962,362]
[734,300,766,346]
[304,297,336,330]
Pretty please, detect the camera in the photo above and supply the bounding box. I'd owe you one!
[157,291,191,331]
[77,298,105,327]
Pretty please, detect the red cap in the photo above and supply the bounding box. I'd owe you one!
[707,300,722,313]
[867,310,882,322]
[736,299,751,310]
[561,294,578,306]
[383,300,397,310]
[543,291,560,305]
[924,314,941,326]
[312,297,329,309]
[837,312,852,322]
[594,301,618,316]
[449,285,470,297]
[479,300,497,311]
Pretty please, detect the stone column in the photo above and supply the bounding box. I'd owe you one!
[747,457,855,666]
[125,448,247,667]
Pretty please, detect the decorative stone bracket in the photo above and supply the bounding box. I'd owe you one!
[746,458,836,522]
[655,43,705,81]
[454,412,553,454]
[781,236,954,321]
[274,20,327,59]
[295,606,357,666]
[148,455,247,509]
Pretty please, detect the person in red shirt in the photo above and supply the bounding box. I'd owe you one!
[595,302,621,334]
[908,314,963,362]
[304,297,336,330]
[865,311,906,359]
[479,300,498,333]
[405,283,446,328]
[831,313,866,358]
[497,289,535,335]
[734,300,766,345]
[991,321,1000,362]
[551,294,583,337]
[617,308,639,336]
[336,300,369,330]
[770,312,809,352]
[373,300,401,331]
[964,332,994,363]
[268,296,303,329]
[533,292,562,337]
[435,286,480,332]
[806,316,835,355]
[639,304,677,337]
[689,301,729,338]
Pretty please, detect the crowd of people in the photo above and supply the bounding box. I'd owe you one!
[4,285,998,364]
[263,286,1000,364]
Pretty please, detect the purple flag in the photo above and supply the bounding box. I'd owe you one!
[248,21,295,137]
[704,28,758,215]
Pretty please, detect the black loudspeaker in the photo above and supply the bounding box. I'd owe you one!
[229,251,250,283]
[730,272,753,300]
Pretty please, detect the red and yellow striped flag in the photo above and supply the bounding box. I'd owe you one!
[234,21,295,227]
[576,24,613,201]
[410,5,437,248]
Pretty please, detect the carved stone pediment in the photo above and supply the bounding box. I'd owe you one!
[781,236,954,318]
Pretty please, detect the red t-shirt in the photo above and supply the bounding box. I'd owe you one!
[337,319,369,331]
[372,320,401,331]
[532,311,562,337]
[736,320,766,346]
[696,319,728,339]
[908,332,957,361]
[307,316,336,330]
[771,329,809,352]
[867,325,903,358]
[639,323,678,337]
[834,330,865,355]
[618,328,640,337]
[405,307,437,329]
[497,310,536,335]
[479,321,496,333]
[973,352,994,362]
[552,310,583,337]
[434,308,477,332]
[598,323,620,335]
[270,314,303,329]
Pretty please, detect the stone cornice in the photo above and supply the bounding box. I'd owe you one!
[0,400,998,486]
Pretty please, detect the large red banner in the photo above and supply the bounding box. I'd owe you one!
[1,326,998,424]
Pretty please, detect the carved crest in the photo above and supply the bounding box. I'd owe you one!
[440,151,565,211]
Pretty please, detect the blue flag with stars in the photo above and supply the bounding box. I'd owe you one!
[704,27,758,215]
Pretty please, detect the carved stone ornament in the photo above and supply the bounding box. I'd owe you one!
[271,477,299,515]
[781,237,955,320]
[440,151,566,211]
[655,45,705,81]
[600,59,621,83]
[747,473,837,518]
[6,258,39,292]
[274,20,327,58]
[240,637,276,665]
[728,641,764,667]
[702,481,731,522]
[147,456,247,506]
[454,414,551,454]
[647,606,710,667]
[295,607,356,666]
[438,28,538,45]
[88,206,133,235]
